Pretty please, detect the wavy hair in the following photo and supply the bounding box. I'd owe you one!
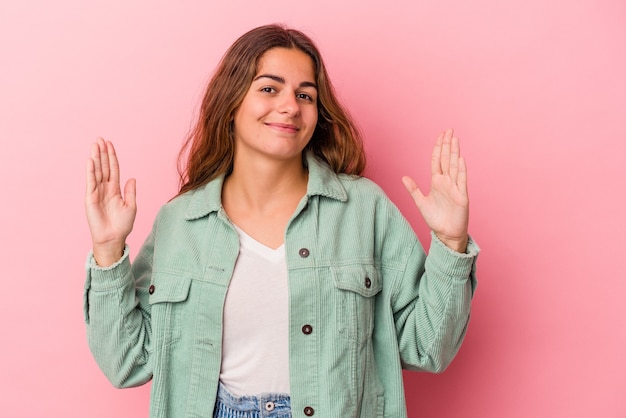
[177,24,365,196]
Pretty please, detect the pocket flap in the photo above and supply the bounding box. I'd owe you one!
[332,264,382,297]
[148,274,192,304]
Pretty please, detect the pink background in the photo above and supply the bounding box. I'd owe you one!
[1,1,624,416]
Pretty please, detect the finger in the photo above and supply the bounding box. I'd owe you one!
[402,175,418,193]
[449,135,460,184]
[86,158,96,195]
[107,141,120,186]
[99,137,111,182]
[402,176,426,208]
[458,156,468,198]
[91,141,103,184]
[124,178,137,210]
[440,129,453,175]
[431,132,444,175]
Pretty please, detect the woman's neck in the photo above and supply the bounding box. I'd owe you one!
[221,154,309,249]
[224,154,308,210]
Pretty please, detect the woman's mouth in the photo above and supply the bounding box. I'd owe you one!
[265,122,300,133]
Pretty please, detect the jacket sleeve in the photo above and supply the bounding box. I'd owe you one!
[387,211,479,373]
[83,227,156,388]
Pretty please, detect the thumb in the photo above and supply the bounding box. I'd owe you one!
[402,176,426,208]
[124,178,137,209]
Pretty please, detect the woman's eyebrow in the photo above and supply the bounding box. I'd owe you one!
[253,74,317,89]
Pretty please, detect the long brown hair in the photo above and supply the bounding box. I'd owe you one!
[177,24,366,196]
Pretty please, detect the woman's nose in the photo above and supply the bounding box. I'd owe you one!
[278,93,300,117]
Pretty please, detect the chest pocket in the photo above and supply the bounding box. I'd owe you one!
[149,273,192,347]
[332,264,382,344]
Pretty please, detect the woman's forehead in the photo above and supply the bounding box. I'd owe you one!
[255,47,316,79]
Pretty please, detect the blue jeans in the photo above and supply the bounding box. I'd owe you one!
[213,383,292,418]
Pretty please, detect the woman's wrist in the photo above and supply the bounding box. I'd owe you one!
[92,241,126,267]
[435,233,468,253]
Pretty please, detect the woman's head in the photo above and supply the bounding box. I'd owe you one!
[178,24,365,195]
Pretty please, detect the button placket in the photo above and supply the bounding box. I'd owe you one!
[297,245,314,417]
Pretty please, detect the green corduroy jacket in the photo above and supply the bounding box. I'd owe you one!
[84,154,479,417]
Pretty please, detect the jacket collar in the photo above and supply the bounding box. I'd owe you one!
[184,153,348,221]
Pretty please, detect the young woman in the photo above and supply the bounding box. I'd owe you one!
[84,24,478,418]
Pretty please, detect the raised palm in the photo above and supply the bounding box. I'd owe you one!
[402,129,469,252]
[85,138,137,266]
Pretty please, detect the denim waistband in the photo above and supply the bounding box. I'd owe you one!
[213,382,291,418]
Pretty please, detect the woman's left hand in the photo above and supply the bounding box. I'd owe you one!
[402,129,469,253]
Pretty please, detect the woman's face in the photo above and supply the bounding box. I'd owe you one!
[232,47,318,165]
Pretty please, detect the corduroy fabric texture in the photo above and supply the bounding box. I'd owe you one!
[84,153,479,418]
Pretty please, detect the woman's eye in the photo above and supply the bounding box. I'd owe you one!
[260,87,276,93]
[297,93,314,102]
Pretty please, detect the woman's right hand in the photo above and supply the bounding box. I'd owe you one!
[85,138,137,267]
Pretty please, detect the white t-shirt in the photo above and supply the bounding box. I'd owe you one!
[219,225,290,396]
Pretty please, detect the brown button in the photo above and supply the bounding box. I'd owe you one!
[365,277,372,288]
[148,285,155,295]
[304,406,315,416]
[302,324,313,335]
[299,248,310,258]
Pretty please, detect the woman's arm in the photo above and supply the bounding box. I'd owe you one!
[390,129,477,371]
[83,235,155,388]
[389,232,478,372]
[84,138,153,387]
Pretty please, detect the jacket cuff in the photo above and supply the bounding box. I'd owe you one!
[428,231,479,279]
[84,245,132,292]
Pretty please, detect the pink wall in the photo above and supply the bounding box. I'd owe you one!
[1,1,624,416]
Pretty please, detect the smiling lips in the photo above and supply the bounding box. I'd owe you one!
[265,122,300,133]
